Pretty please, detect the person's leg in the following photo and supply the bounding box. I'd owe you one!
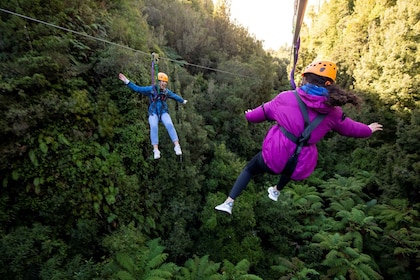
[228,151,271,199]
[160,113,182,155]
[276,175,291,191]
[148,114,160,159]
[216,152,271,214]
[268,155,297,200]
[161,113,179,142]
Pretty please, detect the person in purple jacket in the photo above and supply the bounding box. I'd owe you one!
[119,72,187,159]
[215,60,383,214]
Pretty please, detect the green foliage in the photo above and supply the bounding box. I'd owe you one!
[177,255,221,280]
[0,223,68,279]
[271,257,320,280]
[1,0,420,279]
[312,232,383,279]
[205,143,246,192]
[100,225,179,279]
[221,259,263,280]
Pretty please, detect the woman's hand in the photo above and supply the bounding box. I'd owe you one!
[118,73,129,84]
[368,122,383,133]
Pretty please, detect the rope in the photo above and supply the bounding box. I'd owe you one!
[290,0,308,89]
[0,8,254,79]
[290,37,301,90]
[151,52,160,95]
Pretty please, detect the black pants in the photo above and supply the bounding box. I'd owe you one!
[228,151,292,199]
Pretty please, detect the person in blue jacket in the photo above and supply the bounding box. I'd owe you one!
[119,72,187,159]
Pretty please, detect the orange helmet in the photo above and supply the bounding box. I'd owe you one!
[302,60,337,82]
[158,72,169,82]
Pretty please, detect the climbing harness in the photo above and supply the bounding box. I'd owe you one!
[277,90,326,189]
[150,53,183,164]
[150,53,168,119]
[278,1,328,187]
[151,52,160,96]
[290,0,308,89]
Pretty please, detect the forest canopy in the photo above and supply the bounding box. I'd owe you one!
[0,0,419,279]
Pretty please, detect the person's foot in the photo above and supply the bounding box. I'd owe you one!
[174,144,182,156]
[268,186,280,201]
[153,149,161,160]
[215,201,234,214]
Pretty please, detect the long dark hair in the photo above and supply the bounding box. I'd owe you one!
[303,73,361,109]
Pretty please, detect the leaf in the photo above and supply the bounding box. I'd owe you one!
[39,142,48,154]
[116,271,136,280]
[116,252,135,274]
[35,184,41,195]
[93,202,100,213]
[29,150,39,166]
[58,133,71,146]
[3,177,8,187]
[12,170,19,180]
[106,194,116,205]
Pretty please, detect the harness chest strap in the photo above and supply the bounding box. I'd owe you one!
[280,91,326,149]
[279,91,326,177]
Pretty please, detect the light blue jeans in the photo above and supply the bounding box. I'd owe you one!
[148,113,179,145]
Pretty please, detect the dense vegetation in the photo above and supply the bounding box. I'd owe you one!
[0,0,419,279]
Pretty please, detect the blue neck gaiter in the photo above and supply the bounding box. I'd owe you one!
[300,84,329,96]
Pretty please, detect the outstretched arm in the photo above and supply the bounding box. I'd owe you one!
[118,73,153,95]
[368,122,383,133]
[245,105,269,123]
[166,89,187,104]
[334,116,383,138]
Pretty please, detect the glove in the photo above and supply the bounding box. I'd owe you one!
[183,100,188,104]
[119,73,129,85]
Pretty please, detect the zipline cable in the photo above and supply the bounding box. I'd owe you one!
[0,8,254,79]
[290,0,308,89]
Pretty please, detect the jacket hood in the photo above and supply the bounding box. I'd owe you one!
[296,87,333,115]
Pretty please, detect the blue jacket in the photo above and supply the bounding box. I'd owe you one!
[126,82,185,116]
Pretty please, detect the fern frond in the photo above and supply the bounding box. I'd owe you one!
[116,270,136,280]
[116,252,135,274]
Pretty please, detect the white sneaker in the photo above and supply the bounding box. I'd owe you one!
[153,149,161,160]
[268,186,280,201]
[174,145,182,155]
[215,201,233,214]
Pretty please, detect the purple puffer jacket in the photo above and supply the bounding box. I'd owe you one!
[245,88,372,180]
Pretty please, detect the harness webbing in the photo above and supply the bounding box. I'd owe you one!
[280,91,326,155]
[151,53,160,96]
[277,90,326,188]
[290,0,308,89]
[290,37,300,90]
[150,53,167,120]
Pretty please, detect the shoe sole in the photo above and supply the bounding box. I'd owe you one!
[215,206,232,215]
[268,188,278,201]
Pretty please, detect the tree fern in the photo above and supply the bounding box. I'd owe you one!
[320,175,370,206]
[100,226,178,279]
[220,259,262,280]
[312,231,383,279]
[327,198,356,214]
[287,184,324,219]
[272,256,320,280]
[116,270,136,280]
[177,255,221,280]
[373,199,418,230]
[115,252,135,275]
